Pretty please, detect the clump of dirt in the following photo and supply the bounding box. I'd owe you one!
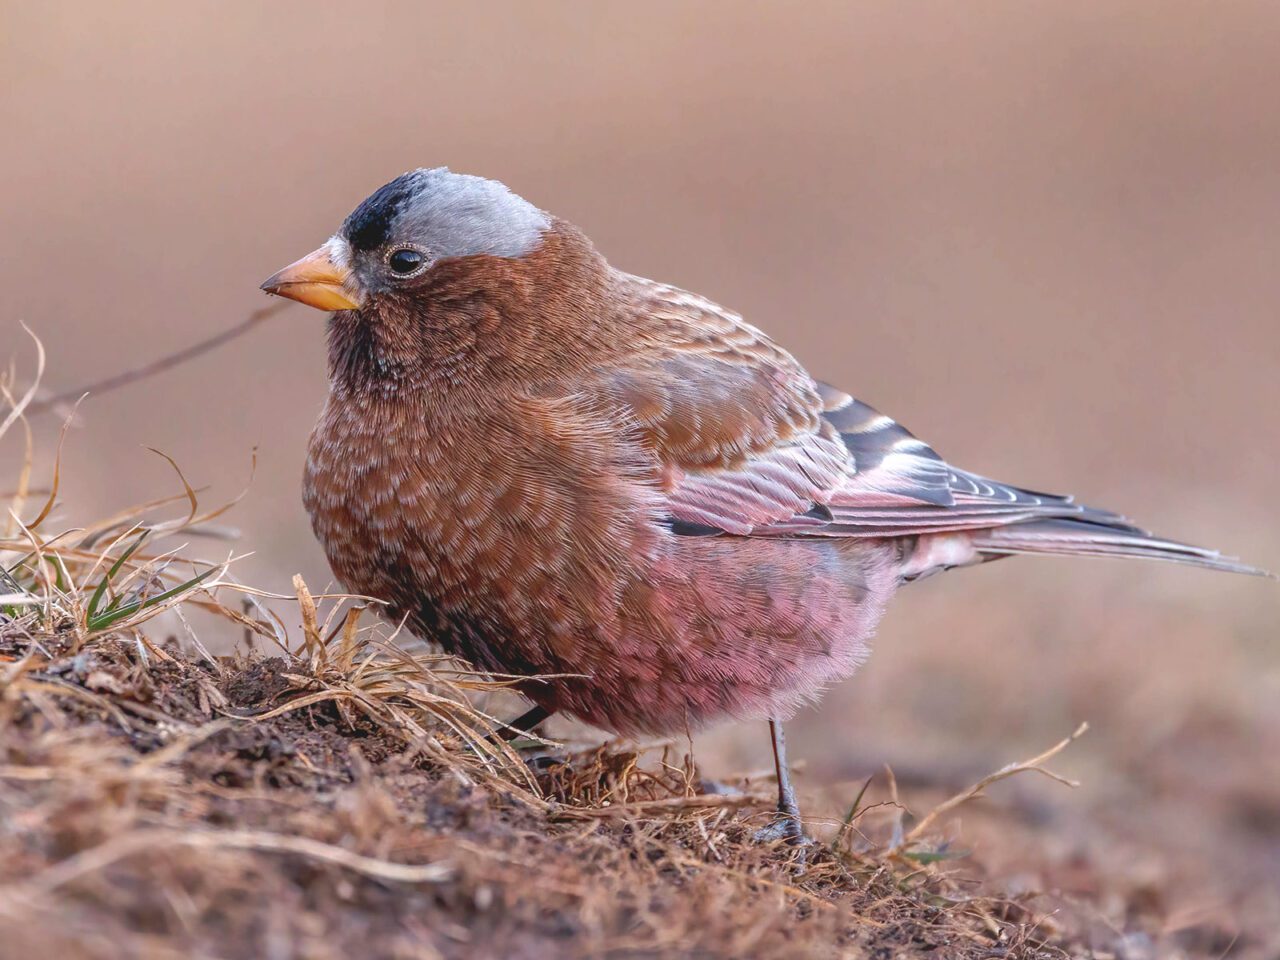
[0,620,1086,959]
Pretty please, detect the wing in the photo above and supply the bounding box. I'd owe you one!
[591,275,851,536]
[591,273,1118,539]
[807,384,1138,537]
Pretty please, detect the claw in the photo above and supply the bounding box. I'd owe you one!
[753,813,808,845]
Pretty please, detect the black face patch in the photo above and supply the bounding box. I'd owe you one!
[343,172,423,252]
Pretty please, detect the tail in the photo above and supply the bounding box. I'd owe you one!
[972,518,1272,578]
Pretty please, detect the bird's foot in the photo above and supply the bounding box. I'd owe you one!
[495,704,552,743]
[753,812,814,868]
[754,718,813,863]
[753,809,811,847]
[471,706,557,764]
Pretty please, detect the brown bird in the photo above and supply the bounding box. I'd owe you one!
[263,168,1266,840]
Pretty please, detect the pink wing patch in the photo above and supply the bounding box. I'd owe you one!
[666,428,851,535]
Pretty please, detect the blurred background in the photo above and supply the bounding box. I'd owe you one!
[3,1,1277,947]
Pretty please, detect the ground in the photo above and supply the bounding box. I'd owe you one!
[1,596,1271,959]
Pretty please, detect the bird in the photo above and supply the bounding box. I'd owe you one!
[262,167,1267,841]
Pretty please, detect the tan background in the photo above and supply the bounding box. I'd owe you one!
[3,1,1278,941]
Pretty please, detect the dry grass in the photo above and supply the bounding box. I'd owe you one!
[3,333,1255,959]
[0,612,1086,959]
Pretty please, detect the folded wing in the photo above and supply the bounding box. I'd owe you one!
[583,273,1266,576]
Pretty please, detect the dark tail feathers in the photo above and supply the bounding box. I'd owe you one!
[972,518,1271,578]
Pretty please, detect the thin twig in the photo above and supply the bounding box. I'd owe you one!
[0,827,453,905]
[902,722,1089,846]
[551,793,764,820]
[831,773,876,852]
[0,324,45,440]
[25,301,288,418]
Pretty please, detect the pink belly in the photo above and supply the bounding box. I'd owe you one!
[524,535,901,735]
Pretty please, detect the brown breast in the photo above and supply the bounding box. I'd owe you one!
[303,384,666,675]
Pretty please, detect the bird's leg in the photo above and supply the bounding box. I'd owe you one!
[754,718,808,844]
[498,704,553,742]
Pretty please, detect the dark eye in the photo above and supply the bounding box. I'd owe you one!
[387,248,425,275]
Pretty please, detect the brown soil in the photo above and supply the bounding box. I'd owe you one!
[0,622,1112,960]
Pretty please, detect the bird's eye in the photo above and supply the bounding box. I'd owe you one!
[387,248,425,276]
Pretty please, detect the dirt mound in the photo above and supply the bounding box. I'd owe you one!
[0,614,1081,959]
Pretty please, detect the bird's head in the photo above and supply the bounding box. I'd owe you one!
[261,168,553,314]
[261,169,614,390]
